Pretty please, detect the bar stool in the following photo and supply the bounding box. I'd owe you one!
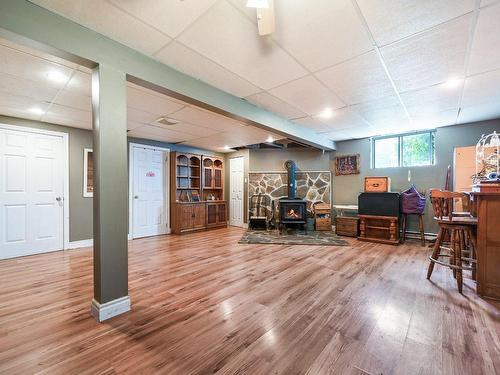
[426,189,477,293]
[401,213,425,246]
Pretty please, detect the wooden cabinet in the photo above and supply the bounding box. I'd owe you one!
[358,215,399,245]
[335,216,359,237]
[171,152,226,234]
[173,203,206,233]
[206,202,227,228]
[472,189,500,300]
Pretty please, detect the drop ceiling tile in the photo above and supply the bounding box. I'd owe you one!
[316,51,394,105]
[318,107,372,131]
[350,95,408,127]
[161,122,221,137]
[132,124,198,142]
[178,1,307,90]
[457,101,500,124]
[30,0,171,55]
[462,69,500,107]
[468,2,500,75]
[480,0,500,7]
[53,90,91,111]
[0,72,59,102]
[411,108,459,129]
[293,117,331,133]
[271,0,373,71]
[0,92,51,121]
[381,14,472,92]
[269,75,345,116]
[400,84,461,116]
[0,44,74,89]
[322,131,352,141]
[108,0,217,38]
[66,71,91,96]
[245,92,306,119]
[127,85,185,116]
[43,103,92,124]
[169,106,246,132]
[155,41,260,98]
[357,0,474,46]
[127,107,159,125]
[127,120,144,131]
[324,124,378,140]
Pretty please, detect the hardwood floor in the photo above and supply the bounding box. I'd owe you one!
[0,227,499,374]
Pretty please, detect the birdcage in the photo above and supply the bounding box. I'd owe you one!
[475,131,500,182]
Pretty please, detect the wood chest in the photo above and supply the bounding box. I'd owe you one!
[364,176,391,192]
[335,216,359,237]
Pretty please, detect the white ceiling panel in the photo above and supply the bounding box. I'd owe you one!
[66,70,91,96]
[162,122,221,137]
[245,92,306,120]
[400,83,461,116]
[357,0,474,46]
[178,1,307,90]
[0,44,73,89]
[169,106,246,132]
[350,95,408,127]
[108,0,217,38]
[127,85,185,116]
[457,101,500,124]
[271,0,372,72]
[462,69,500,107]
[154,41,260,98]
[316,51,394,105]
[292,117,331,133]
[0,91,51,121]
[30,0,171,55]
[411,108,459,129]
[269,75,345,116]
[318,107,372,131]
[468,2,500,75]
[480,0,500,8]
[52,90,91,112]
[130,124,197,142]
[127,107,159,126]
[42,103,92,125]
[0,72,59,102]
[381,14,472,92]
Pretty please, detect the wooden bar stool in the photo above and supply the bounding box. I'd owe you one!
[426,189,477,293]
[401,213,425,246]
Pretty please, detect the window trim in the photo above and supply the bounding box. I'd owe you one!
[371,130,436,169]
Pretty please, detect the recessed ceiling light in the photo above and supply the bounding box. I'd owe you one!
[246,0,269,8]
[442,77,463,90]
[266,136,274,143]
[29,107,45,115]
[46,70,68,84]
[155,117,180,126]
[319,107,334,119]
[224,145,231,150]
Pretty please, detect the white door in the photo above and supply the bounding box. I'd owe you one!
[132,146,167,238]
[230,157,244,227]
[0,128,65,259]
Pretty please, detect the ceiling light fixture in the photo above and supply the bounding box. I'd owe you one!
[266,136,274,143]
[246,0,269,8]
[155,117,180,126]
[224,145,231,150]
[46,70,68,84]
[319,107,334,119]
[29,107,45,115]
[442,77,463,90]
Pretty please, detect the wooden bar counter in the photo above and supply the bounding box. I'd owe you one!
[471,183,500,300]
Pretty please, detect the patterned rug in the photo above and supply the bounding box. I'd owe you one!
[239,230,349,246]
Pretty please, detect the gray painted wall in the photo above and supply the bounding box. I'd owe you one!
[333,119,500,233]
[249,148,332,171]
[0,116,223,242]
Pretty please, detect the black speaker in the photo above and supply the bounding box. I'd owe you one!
[358,192,400,217]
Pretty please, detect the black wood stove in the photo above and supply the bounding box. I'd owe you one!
[279,160,307,233]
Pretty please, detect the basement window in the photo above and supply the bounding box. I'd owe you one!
[372,130,435,168]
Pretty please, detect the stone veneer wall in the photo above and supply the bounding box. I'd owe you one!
[248,171,331,220]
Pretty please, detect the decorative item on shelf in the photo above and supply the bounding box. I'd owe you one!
[364,176,391,192]
[334,154,360,176]
[474,131,499,183]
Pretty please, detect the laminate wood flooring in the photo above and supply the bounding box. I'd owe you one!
[0,227,499,374]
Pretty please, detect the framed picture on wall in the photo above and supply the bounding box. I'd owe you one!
[334,154,360,176]
[83,148,94,197]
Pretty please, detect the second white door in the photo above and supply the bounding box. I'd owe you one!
[229,157,244,227]
[132,146,168,238]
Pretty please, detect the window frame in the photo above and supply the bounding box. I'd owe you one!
[371,130,436,169]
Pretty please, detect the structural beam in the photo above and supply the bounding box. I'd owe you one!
[90,64,130,322]
[0,0,335,150]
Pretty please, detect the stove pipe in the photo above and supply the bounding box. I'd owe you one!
[284,160,297,198]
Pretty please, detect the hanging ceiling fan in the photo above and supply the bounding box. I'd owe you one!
[246,0,275,36]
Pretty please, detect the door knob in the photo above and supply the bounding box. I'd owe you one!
[55,196,62,202]
[134,195,139,199]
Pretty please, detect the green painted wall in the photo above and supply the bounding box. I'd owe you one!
[333,119,500,234]
[248,148,332,171]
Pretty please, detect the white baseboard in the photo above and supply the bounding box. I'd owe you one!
[67,239,93,249]
[91,296,131,322]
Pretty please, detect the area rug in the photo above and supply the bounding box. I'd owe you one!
[239,230,348,246]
